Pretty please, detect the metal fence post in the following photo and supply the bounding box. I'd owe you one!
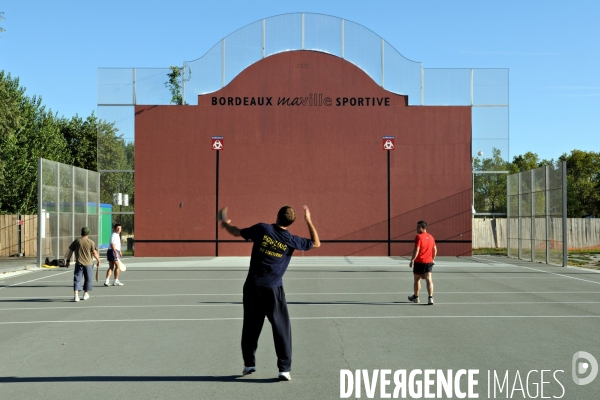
[562,161,568,267]
[56,161,60,260]
[222,39,225,88]
[531,169,535,262]
[506,174,511,257]
[518,172,522,260]
[545,165,550,263]
[72,165,75,245]
[37,158,43,267]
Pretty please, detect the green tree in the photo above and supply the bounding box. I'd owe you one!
[0,12,5,37]
[473,148,510,214]
[164,65,191,105]
[59,113,99,171]
[0,70,23,188]
[511,151,554,173]
[559,150,600,217]
[0,72,71,214]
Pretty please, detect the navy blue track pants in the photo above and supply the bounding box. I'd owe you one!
[241,283,292,372]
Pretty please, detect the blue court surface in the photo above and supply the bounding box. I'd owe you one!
[1,256,599,399]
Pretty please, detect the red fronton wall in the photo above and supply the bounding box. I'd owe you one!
[135,51,472,257]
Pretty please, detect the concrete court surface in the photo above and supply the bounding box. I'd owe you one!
[0,256,599,400]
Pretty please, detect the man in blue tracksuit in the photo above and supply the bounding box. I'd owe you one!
[221,205,321,381]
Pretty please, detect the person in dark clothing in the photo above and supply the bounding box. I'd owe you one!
[220,205,320,381]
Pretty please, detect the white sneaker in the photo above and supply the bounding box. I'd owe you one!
[428,297,434,305]
[278,371,291,381]
[104,281,110,287]
[242,366,256,375]
[113,281,124,286]
[74,294,80,302]
[82,293,90,300]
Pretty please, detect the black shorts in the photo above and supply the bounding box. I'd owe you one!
[107,249,121,262]
[413,262,434,275]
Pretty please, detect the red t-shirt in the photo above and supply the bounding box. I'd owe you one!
[414,232,436,263]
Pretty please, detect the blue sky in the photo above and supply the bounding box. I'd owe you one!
[1,0,599,162]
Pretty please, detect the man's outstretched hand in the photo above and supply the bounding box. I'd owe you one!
[303,205,312,222]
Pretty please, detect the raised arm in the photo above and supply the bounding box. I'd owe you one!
[221,220,242,237]
[303,205,320,248]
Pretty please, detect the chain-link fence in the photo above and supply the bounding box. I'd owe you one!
[37,159,101,266]
[507,162,567,266]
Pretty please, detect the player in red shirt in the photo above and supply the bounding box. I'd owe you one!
[408,221,437,305]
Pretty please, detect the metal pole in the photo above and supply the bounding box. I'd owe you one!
[420,66,425,105]
[530,169,535,262]
[222,39,225,88]
[181,63,184,105]
[262,19,265,58]
[381,38,384,88]
[472,161,475,215]
[72,165,75,245]
[506,174,511,257]
[56,161,60,260]
[545,165,550,264]
[301,13,305,50]
[216,151,220,256]
[518,173,522,260]
[387,150,391,256]
[85,169,88,239]
[37,158,43,267]
[17,212,22,256]
[341,19,344,59]
[97,171,101,248]
[470,69,474,106]
[562,161,567,267]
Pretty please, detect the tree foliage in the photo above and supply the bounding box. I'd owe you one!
[473,148,510,214]
[559,150,600,217]
[164,65,191,105]
[475,148,600,218]
[0,12,5,37]
[0,70,130,218]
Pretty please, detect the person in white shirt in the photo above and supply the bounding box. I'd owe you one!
[105,224,124,286]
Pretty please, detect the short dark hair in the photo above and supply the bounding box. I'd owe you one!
[277,206,296,227]
[417,221,428,230]
[113,223,122,230]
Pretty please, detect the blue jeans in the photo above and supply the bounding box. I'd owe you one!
[73,264,93,291]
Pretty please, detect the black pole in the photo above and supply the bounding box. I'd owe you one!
[119,181,122,241]
[17,212,22,256]
[387,150,391,256]
[215,150,220,256]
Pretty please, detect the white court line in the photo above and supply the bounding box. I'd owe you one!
[473,256,600,286]
[0,270,71,291]
[2,300,600,312]
[1,291,599,300]
[1,315,599,325]
[31,275,580,283]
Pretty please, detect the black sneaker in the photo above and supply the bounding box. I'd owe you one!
[408,295,419,303]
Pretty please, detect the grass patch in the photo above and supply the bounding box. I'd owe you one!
[568,248,600,255]
[472,248,507,256]
[568,259,589,266]
[569,255,593,261]
[121,250,134,257]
